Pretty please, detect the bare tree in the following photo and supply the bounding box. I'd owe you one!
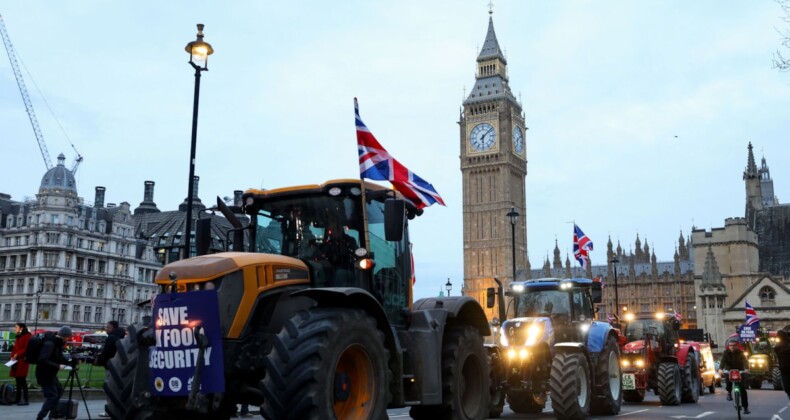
[776,0,790,71]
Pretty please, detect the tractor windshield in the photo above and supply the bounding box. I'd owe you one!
[623,319,665,343]
[253,191,365,275]
[514,290,571,318]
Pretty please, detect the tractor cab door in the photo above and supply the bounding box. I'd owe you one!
[366,198,410,327]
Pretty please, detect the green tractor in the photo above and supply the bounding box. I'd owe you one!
[746,328,783,390]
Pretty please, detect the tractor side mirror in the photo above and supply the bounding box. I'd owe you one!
[591,281,603,303]
[384,199,405,241]
[486,287,496,308]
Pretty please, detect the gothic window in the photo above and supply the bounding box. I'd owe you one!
[759,286,776,305]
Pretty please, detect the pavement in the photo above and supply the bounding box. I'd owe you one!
[2,398,261,420]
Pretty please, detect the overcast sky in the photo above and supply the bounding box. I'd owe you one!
[1,1,789,300]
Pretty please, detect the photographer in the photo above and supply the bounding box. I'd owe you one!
[36,326,72,420]
[95,320,124,418]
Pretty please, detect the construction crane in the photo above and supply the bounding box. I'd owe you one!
[0,14,83,174]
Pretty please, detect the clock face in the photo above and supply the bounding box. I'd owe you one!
[470,123,496,151]
[513,126,524,154]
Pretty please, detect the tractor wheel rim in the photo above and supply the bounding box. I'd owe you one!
[460,354,483,416]
[333,344,374,420]
[577,363,589,407]
[608,350,621,400]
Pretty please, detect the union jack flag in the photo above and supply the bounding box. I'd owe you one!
[355,98,445,209]
[674,312,682,322]
[573,224,593,269]
[745,301,759,326]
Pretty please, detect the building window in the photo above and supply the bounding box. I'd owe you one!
[759,286,776,305]
[97,284,105,298]
[3,305,10,321]
[61,304,68,321]
[44,278,55,293]
[63,279,70,294]
[75,280,83,295]
[76,238,83,249]
[40,303,53,320]
[14,303,21,321]
[51,214,59,224]
[98,260,106,274]
[72,305,81,322]
[24,303,31,321]
[44,252,58,268]
[95,306,103,323]
[84,306,92,322]
[0,256,5,269]
[86,282,94,297]
[65,253,73,269]
[19,255,26,268]
[27,278,34,294]
[76,257,85,271]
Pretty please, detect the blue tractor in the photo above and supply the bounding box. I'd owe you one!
[487,278,623,419]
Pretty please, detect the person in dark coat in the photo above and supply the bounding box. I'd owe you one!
[95,320,124,367]
[36,326,71,420]
[719,340,750,414]
[9,322,31,405]
[774,330,790,401]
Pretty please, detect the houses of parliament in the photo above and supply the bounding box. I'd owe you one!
[459,12,790,349]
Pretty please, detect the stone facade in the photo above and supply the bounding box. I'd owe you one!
[0,155,160,333]
[0,158,243,334]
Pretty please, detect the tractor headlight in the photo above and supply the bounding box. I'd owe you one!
[621,359,631,368]
[519,348,529,359]
[635,359,645,368]
[525,324,543,346]
[507,349,517,360]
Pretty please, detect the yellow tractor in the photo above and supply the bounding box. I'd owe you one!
[104,180,491,420]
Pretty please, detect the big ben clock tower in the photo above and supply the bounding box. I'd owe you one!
[460,10,527,318]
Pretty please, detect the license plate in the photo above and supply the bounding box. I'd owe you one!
[622,373,636,390]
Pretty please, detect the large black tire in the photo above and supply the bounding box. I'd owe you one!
[590,336,622,415]
[657,362,681,406]
[550,352,591,420]
[260,308,390,420]
[681,353,700,403]
[410,325,490,420]
[623,389,645,402]
[105,325,157,420]
[506,389,546,414]
[773,366,784,390]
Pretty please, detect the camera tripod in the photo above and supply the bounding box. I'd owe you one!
[52,364,92,420]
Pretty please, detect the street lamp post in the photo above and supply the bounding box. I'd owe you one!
[182,23,214,260]
[507,207,519,281]
[33,286,43,333]
[445,278,452,297]
[610,257,620,318]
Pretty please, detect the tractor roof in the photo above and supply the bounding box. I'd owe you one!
[512,277,594,291]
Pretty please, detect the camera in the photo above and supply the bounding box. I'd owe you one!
[66,347,98,366]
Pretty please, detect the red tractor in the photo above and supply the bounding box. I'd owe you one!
[618,312,701,405]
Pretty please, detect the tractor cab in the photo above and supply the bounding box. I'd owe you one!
[506,278,598,342]
[241,180,417,324]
